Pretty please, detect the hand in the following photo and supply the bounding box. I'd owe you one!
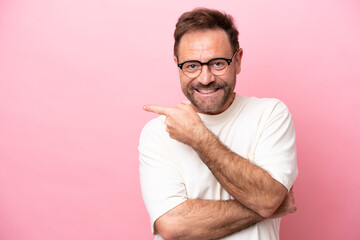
[143,102,208,146]
[269,188,296,219]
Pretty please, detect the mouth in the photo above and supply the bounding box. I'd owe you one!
[195,88,221,94]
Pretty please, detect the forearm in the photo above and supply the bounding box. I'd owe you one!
[155,199,263,240]
[193,128,287,217]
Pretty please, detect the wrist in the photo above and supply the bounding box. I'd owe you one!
[192,126,216,152]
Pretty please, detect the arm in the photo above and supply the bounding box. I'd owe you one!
[139,117,296,240]
[144,103,289,217]
[193,127,288,217]
[155,190,296,240]
[156,199,262,240]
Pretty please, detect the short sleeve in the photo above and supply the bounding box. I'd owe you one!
[253,100,298,191]
[138,117,188,234]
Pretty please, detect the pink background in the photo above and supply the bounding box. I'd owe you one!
[1,0,359,239]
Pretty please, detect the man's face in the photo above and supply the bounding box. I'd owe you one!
[175,29,242,115]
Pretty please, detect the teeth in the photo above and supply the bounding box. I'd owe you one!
[198,89,216,93]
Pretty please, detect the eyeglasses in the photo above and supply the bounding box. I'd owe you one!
[177,50,238,78]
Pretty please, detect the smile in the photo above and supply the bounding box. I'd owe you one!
[196,88,220,94]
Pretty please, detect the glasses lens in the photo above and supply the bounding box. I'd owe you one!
[209,59,228,76]
[182,61,201,77]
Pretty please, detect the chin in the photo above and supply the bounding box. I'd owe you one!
[193,101,224,114]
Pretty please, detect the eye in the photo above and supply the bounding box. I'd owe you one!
[183,62,200,72]
[210,60,227,69]
[188,64,197,69]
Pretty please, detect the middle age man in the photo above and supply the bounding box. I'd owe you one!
[139,8,298,240]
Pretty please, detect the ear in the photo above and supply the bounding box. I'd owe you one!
[174,55,182,74]
[235,48,243,75]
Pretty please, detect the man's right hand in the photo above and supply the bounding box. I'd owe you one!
[143,103,209,147]
[269,188,296,219]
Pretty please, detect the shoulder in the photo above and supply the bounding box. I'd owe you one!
[141,115,166,134]
[233,96,293,132]
[139,115,169,147]
[241,96,289,111]
[239,96,291,118]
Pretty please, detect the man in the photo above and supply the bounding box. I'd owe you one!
[139,8,298,240]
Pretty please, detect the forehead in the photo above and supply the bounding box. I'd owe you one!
[177,29,233,62]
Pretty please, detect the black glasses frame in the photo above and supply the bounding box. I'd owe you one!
[177,50,238,70]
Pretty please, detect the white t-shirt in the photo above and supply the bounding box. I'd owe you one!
[139,94,298,240]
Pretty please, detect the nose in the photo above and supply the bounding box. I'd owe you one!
[197,65,215,85]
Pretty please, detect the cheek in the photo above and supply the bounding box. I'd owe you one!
[180,75,192,89]
[215,75,231,86]
[221,69,237,84]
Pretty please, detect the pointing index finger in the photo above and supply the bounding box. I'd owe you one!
[143,104,172,116]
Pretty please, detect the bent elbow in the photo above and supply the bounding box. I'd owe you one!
[157,227,186,240]
[160,229,182,240]
[157,231,178,240]
[257,200,282,218]
[258,207,277,218]
[155,217,185,240]
[257,192,288,218]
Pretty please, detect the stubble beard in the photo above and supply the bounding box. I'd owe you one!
[182,78,236,114]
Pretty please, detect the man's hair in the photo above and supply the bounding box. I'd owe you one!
[174,8,239,58]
